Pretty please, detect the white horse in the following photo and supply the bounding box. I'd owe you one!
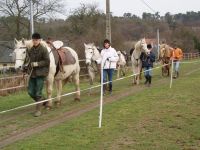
[116,51,127,78]
[13,39,80,108]
[84,43,101,93]
[131,38,149,85]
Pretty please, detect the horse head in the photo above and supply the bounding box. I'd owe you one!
[13,38,31,70]
[117,51,126,66]
[160,44,171,58]
[159,44,172,64]
[140,38,149,53]
[84,43,100,65]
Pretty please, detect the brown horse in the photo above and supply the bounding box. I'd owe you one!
[159,44,172,76]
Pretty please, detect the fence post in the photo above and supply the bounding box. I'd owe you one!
[170,59,174,88]
[99,59,104,128]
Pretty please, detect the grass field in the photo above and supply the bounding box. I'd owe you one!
[1,61,200,150]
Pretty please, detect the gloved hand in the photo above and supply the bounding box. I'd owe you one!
[31,62,39,67]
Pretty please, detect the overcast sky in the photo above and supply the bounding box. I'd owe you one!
[65,0,200,17]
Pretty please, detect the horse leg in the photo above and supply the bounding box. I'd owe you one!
[88,70,94,95]
[136,66,140,85]
[167,67,170,76]
[132,68,137,85]
[55,79,62,106]
[46,75,54,109]
[89,77,93,95]
[136,75,140,85]
[122,66,125,76]
[162,67,164,76]
[139,68,142,80]
[117,65,120,79]
[73,73,80,101]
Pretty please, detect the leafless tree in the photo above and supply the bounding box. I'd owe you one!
[0,0,66,38]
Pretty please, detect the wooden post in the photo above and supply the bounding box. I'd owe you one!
[106,0,111,42]
[30,0,34,38]
[157,29,160,59]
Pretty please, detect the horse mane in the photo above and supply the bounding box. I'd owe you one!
[132,39,145,58]
[160,44,171,58]
[134,40,141,51]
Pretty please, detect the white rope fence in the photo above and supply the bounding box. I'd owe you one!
[0,85,25,92]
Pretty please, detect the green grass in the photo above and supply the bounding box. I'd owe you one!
[1,61,200,149]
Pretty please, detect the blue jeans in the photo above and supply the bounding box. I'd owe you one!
[144,67,152,77]
[173,61,180,72]
[103,69,114,92]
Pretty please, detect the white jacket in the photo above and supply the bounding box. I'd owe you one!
[96,46,119,69]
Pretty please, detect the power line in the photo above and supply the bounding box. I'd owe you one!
[140,0,157,14]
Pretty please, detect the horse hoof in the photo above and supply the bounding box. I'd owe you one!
[43,102,47,107]
[45,106,52,110]
[74,98,80,102]
[54,101,61,107]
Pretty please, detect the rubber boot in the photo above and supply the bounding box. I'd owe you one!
[173,71,177,79]
[34,97,42,117]
[109,84,112,95]
[103,84,107,96]
[34,103,42,117]
[176,71,179,78]
[148,76,152,87]
[144,76,148,84]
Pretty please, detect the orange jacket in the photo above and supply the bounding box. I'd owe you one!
[172,48,183,60]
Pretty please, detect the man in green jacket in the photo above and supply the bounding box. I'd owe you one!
[27,33,50,117]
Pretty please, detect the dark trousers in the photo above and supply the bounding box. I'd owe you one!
[144,67,152,84]
[103,69,114,92]
[28,77,45,101]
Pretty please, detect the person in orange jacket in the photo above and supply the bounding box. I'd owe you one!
[171,46,183,78]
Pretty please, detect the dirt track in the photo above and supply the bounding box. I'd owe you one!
[0,67,199,148]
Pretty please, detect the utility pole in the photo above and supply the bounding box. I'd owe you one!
[30,0,34,38]
[157,29,160,59]
[99,0,111,128]
[106,0,111,42]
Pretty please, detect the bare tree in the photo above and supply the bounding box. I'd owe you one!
[0,0,66,38]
